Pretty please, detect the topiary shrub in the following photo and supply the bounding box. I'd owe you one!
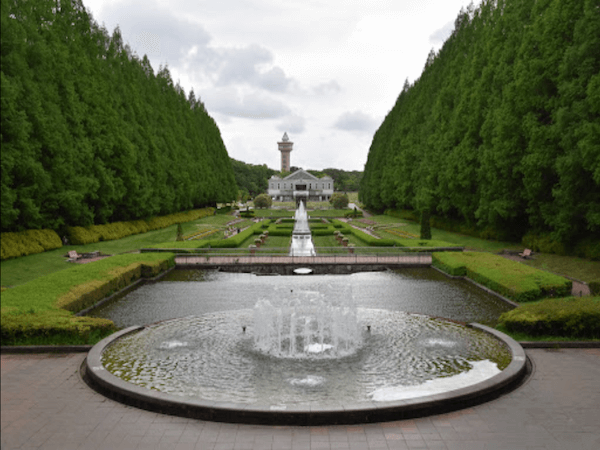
[329,192,349,209]
[420,209,432,240]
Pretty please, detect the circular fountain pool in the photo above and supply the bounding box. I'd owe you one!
[85,304,527,424]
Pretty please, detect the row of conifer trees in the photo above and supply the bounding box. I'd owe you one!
[1,0,237,233]
[360,0,599,248]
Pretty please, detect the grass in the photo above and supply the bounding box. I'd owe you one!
[518,253,600,284]
[1,253,174,345]
[432,252,572,302]
[370,214,599,283]
[261,236,291,249]
[0,215,242,287]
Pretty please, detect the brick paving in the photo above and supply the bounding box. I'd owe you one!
[2,349,599,450]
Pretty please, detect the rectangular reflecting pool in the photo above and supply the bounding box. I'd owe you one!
[87,268,514,327]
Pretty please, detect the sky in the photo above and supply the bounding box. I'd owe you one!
[83,0,476,172]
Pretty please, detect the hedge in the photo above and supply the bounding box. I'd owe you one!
[206,222,264,248]
[1,229,63,260]
[1,253,175,344]
[329,220,460,249]
[432,252,572,302]
[498,297,600,339]
[1,310,117,345]
[67,207,215,245]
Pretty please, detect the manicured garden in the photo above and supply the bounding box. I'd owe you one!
[1,253,175,345]
[2,206,599,345]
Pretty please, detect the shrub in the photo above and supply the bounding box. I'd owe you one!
[420,209,432,240]
[254,194,272,209]
[432,252,572,302]
[1,310,117,345]
[329,192,349,209]
[240,210,255,218]
[66,208,214,245]
[497,297,600,338]
[1,229,63,260]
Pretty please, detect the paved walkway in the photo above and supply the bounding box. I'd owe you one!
[2,349,599,450]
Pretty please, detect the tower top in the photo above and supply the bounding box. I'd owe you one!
[278,132,293,172]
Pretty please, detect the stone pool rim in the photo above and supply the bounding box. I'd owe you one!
[83,322,528,425]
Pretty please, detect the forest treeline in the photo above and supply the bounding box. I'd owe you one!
[360,0,599,247]
[307,169,362,192]
[230,159,277,199]
[1,0,237,233]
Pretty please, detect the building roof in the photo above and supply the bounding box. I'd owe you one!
[283,169,320,182]
[269,170,333,182]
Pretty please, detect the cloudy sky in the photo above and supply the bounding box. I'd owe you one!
[84,0,475,171]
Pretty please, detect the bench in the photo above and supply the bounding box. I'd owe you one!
[67,250,82,262]
[518,248,533,259]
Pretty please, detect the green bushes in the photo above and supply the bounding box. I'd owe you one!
[1,310,117,345]
[67,208,215,245]
[1,253,175,345]
[498,297,600,339]
[432,252,572,302]
[1,229,63,260]
[208,222,263,248]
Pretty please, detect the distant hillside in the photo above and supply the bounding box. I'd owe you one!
[361,0,599,246]
[1,0,237,232]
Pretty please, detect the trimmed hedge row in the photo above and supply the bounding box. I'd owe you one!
[330,220,460,249]
[208,222,265,248]
[1,229,63,260]
[432,252,572,302]
[1,310,117,345]
[498,297,600,338]
[66,207,215,245]
[1,253,175,344]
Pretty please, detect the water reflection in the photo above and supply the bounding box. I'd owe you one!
[87,268,514,328]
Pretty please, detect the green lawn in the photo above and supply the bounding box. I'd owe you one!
[369,215,599,283]
[1,215,241,287]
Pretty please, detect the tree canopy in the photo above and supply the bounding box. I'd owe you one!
[360,0,599,245]
[230,158,277,199]
[1,0,237,232]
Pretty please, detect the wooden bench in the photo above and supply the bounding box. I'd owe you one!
[518,248,533,259]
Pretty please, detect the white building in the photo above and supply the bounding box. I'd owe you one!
[268,169,334,204]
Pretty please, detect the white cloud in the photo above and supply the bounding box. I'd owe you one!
[313,80,342,96]
[430,20,455,44]
[83,0,476,171]
[333,111,378,134]
[278,114,306,134]
[203,87,290,119]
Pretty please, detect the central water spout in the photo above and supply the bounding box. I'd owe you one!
[253,287,361,358]
[289,201,316,256]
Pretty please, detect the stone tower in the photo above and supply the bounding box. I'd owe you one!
[278,132,293,172]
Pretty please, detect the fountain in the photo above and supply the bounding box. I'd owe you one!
[85,281,527,425]
[289,201,316,256]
